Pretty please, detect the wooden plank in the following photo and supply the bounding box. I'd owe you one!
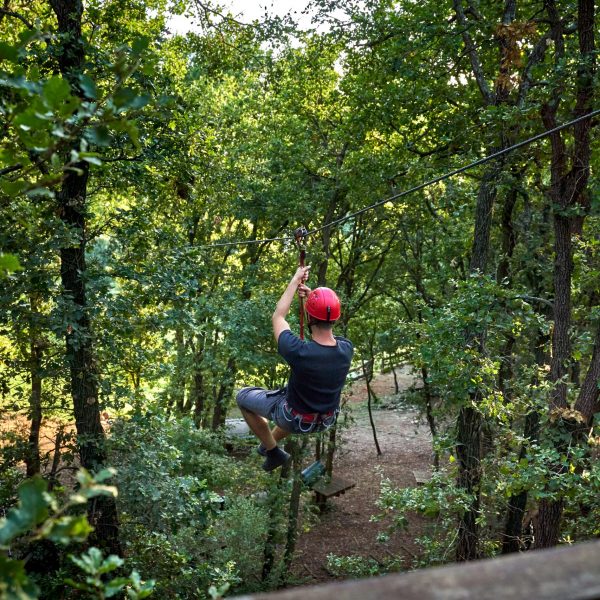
[234,540,600,600]
[312,476,355,498]
[413,470,432,485]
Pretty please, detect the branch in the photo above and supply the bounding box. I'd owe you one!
[575,321,600,421]
[0,164,23,177]
[0,8,33,28]
[514,295,554,309]
[517,31,551,108]
[452,0,493,104]
[405,142,450,158]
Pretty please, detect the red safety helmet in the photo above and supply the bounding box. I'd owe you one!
[305,287,341,322]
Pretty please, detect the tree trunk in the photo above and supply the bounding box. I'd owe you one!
[455,405,483,561]
[190,335,205,426]
[26,328,43,477]
[281,438,307,583]
[363,359,382,456]
[574,323,600,421]
[169,327,187,414]
[455,167,501,561]
[501,409,539,553]
[49,0,120,554]
[536,0,595,549]
[212,356,235,429]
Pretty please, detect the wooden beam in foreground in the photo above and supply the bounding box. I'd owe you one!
[235,540,600,600]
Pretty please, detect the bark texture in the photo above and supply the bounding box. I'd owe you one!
[49,0,120,554]
[536,0,596,549]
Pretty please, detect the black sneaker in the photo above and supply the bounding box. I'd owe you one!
[257,444,267,457]
[262,447,291,472]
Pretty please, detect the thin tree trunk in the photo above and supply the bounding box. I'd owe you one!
[26,330,43,477]
[501,409,540,553]
[281,438,307,583]
[421,366,439,468]
[170,327,187,414]
[391,363,399,394]
[212,356,236,429]
[363,359,382,456]
[574,322,600,421]
[455,405,483,561]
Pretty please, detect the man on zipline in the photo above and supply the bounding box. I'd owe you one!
[236,265,354,471]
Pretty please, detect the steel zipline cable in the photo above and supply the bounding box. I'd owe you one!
[199,108,600,250]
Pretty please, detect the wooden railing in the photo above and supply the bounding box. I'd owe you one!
[234,540,600,600]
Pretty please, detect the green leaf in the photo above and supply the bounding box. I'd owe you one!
[43,76,72,110]
[0,41,19,63]
[46,515,93,544]
[97,554,124,575]
[25,188,55,199]
[104,577,129,597]
[0,253,21,277]
[110,119,140,148]
[0,554,40,599]
[113,87,137,108]
[79,74,98,100]
[131,36,150,55]
[70,547,104,575]
[81,154,103,166]
[94,468,117,483]
[86,125,111,146]
[14,110,49,131]
[112,88,149,111]
[0,477,50,545]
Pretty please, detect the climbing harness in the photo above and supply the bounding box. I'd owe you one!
[294,226,308,340]
[281,399,338,433]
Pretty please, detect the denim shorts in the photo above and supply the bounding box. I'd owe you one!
[236,386,338,434]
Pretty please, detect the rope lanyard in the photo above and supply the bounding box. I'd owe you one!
[294,227,308,340]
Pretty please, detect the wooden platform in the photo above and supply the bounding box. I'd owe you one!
[312,476,355,499]
[413,470,432,485]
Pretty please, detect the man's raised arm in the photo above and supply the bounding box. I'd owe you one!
[272,265,310,342]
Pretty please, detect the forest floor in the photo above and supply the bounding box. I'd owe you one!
[290,366,433,585]
[1,366,434,587]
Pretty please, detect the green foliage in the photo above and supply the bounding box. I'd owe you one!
[0,469,153,599]
[210,497,269,590]
[0,253,21,277]
[375,471,473,565]
[1,0,600,586]
[108,414,233,532]
[326,553,403,578]
[66,547,154,599]
[108,414,269,597]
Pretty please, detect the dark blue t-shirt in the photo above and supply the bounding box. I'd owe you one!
[277,329,354,414]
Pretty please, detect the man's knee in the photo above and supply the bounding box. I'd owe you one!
[236,387,257,412]
[235,387,247,409]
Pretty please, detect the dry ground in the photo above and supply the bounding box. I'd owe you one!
[290,367,433,584]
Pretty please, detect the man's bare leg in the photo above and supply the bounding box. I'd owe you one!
[272,426,290,444]
[240,408,277,449]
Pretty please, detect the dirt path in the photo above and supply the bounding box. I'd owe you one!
[291,367,432,584]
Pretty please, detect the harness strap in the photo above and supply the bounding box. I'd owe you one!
[288,405,336,423]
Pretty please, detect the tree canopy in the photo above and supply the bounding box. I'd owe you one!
[1,0,599,597]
